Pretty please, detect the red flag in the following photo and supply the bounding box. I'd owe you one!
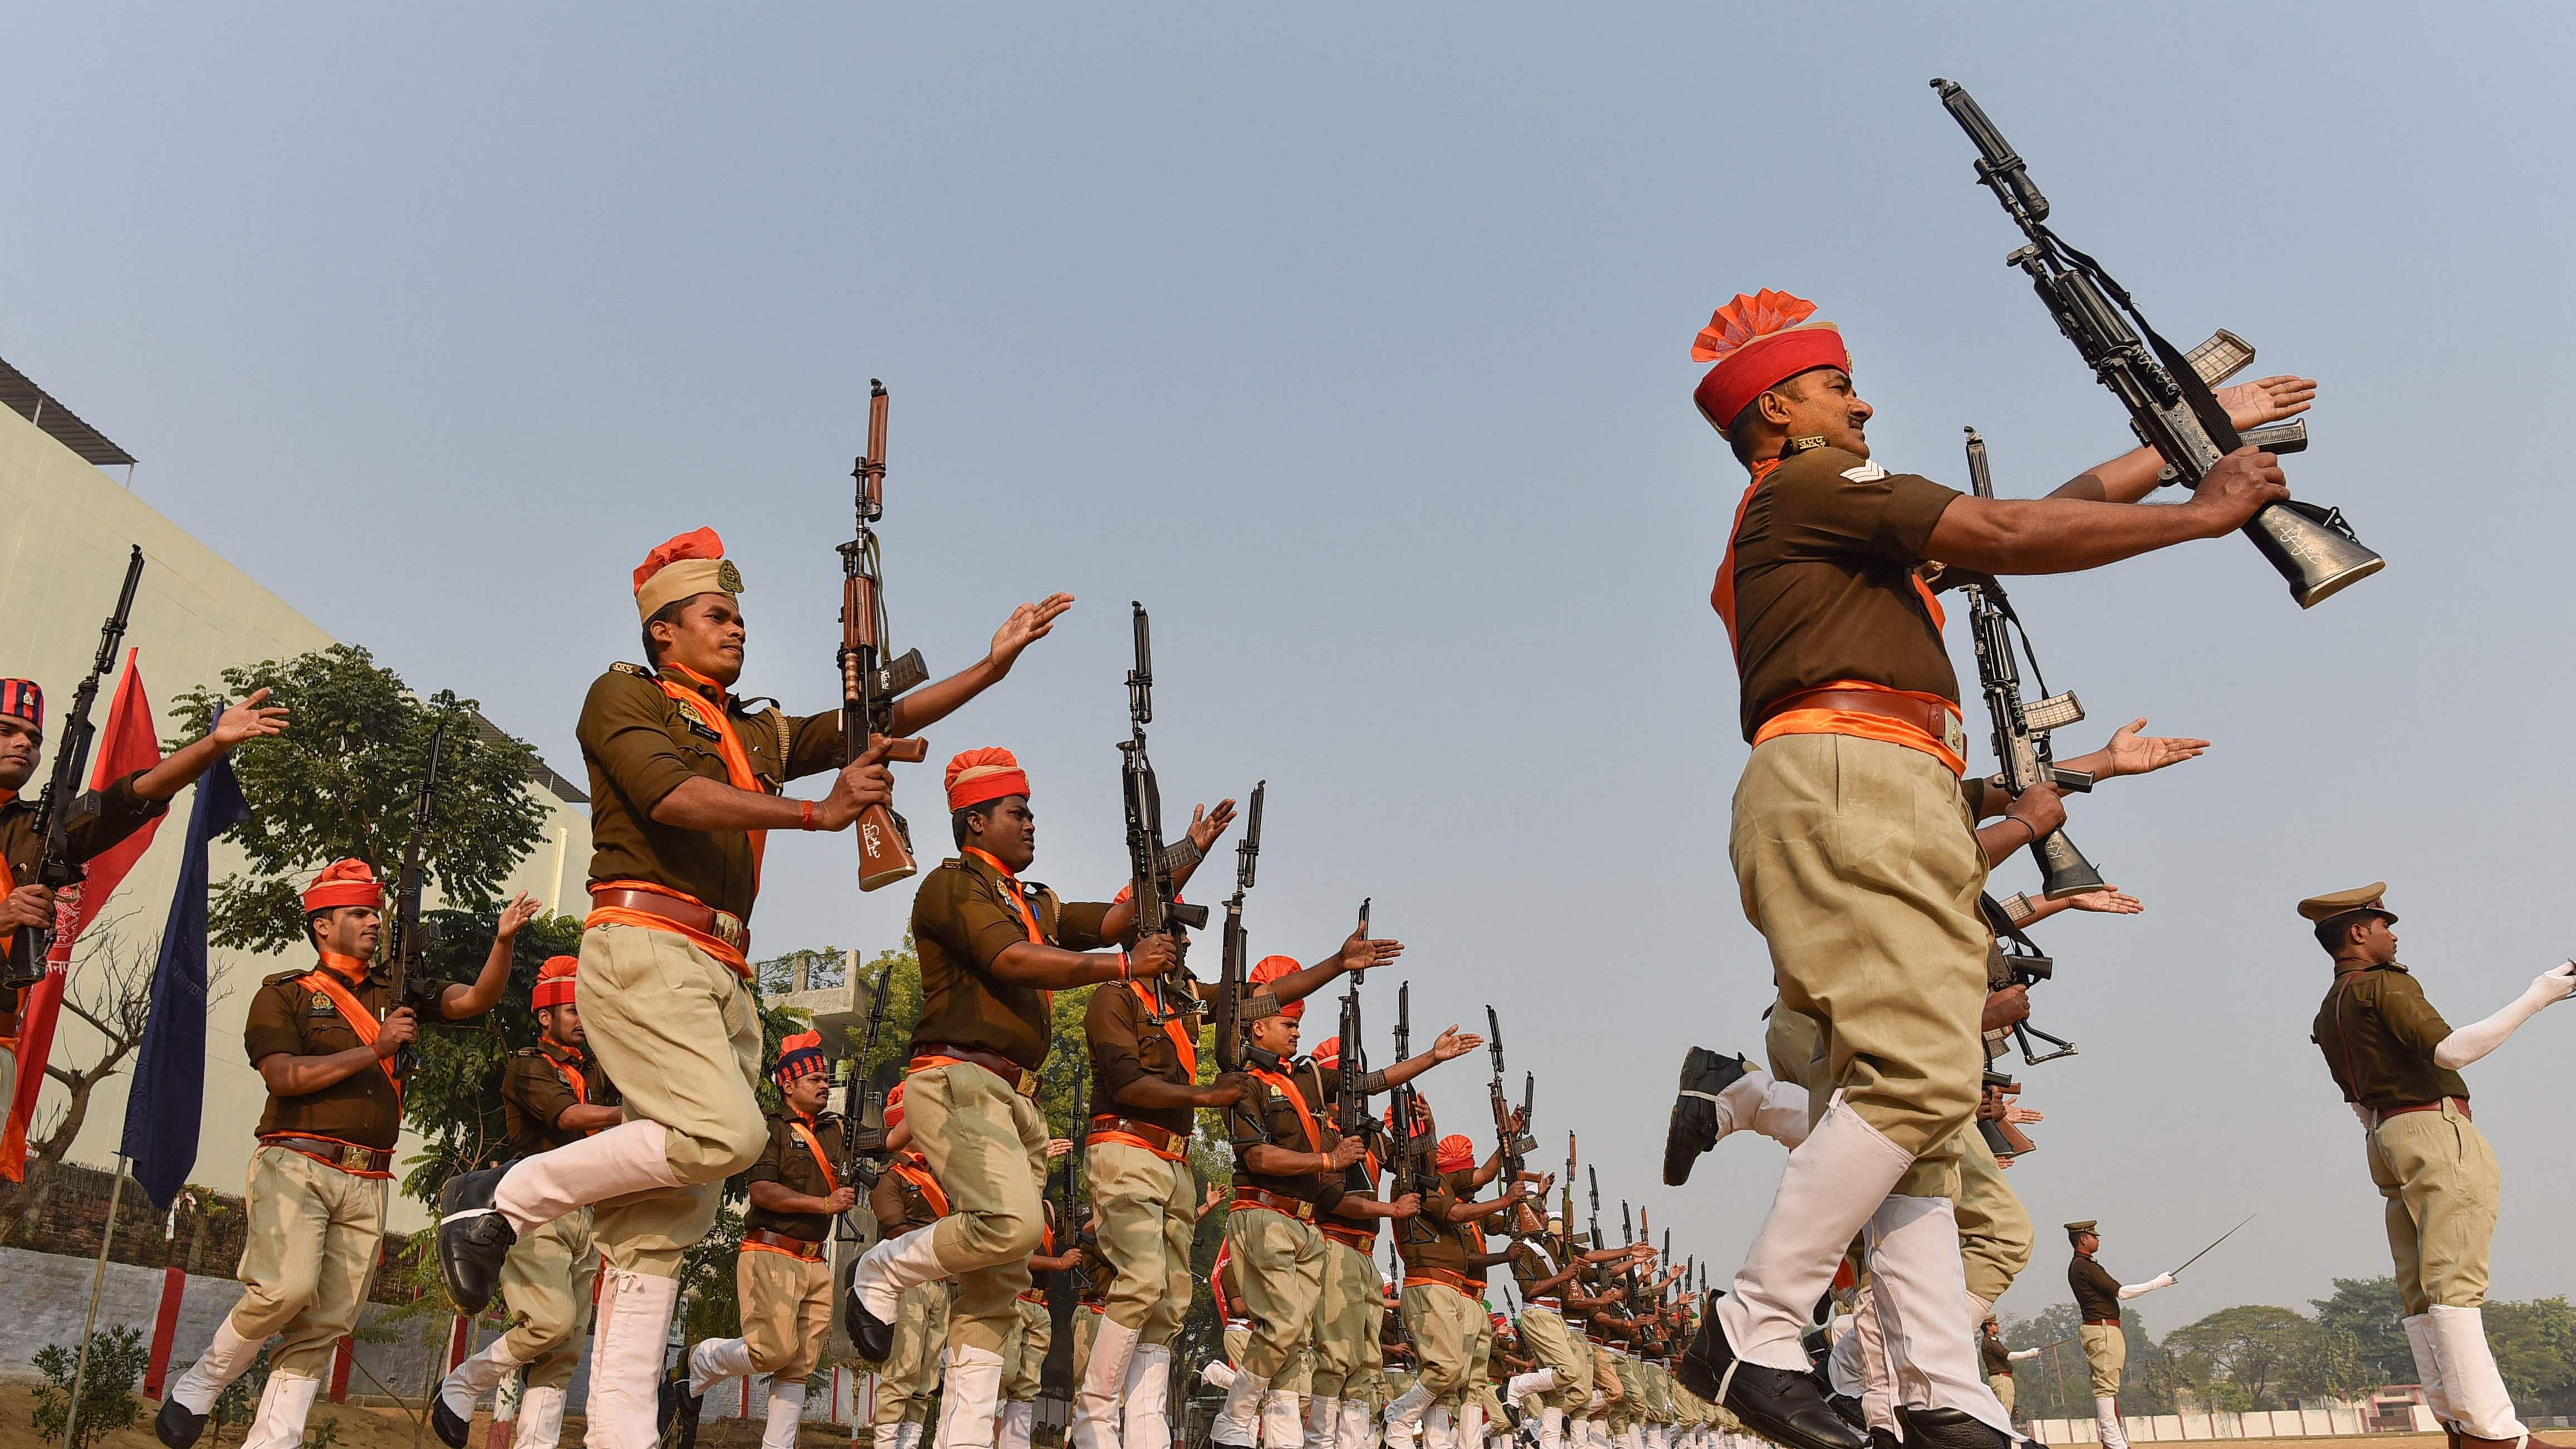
[1,649,163,1179]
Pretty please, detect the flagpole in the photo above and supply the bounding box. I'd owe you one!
[61,1154,131,1449]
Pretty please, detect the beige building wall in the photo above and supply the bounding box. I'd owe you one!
[0,401,592,1231]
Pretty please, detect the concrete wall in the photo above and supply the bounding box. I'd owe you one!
[0,393,592,1233]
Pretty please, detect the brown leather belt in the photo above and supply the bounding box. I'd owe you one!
[1087,1114,1186,1153]
[1231,1186,1315,1221]
[1321,1222,1378,1249]
[590,888,750,956]
[1759,687,1965,760]
[911,1045,1042,1099]
[2083,1317,2120,1326]
[1529,1296,1564,1310]
[742,1228,825,1260]
[1404,1266,1480,1296]
[261,1134,394,1175]
[2371,1096,2471,1125]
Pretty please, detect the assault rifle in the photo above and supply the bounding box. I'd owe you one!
[1485,1006,1537,1184]
[840,960,897,1215]
[1213,781,1267,1072]
[1980,1070,2039,1160]
[383,718,452,1076]
[839,381,933,890]
[3,546,145,990]
[1562,1132,1576,1233]
[1121,604,1209,1027]
[1389,981,1436,1241]
[1930,79,2382,608]
[1586,1166,1603,1251]
[1336,962,1369,1152]
[1980,894,2077,1068]
[1960,427,2103,900]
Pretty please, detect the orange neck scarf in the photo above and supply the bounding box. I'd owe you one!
[890,1152,951,1218]
[541,1043,590,1110]
[964,848,1051,1013]
[317,951,371,983]
[657,664,767,885]
[299,963,400,1094]
[786,1110,840,1193]
[1132,980,1198,1079]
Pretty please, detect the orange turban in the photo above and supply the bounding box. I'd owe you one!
[533,956,578,1010]
[775,1029,830,1083]
[1436,1133,1476,1174]
[1309,1035,1341,1070]
[633,527,741,624]
[1690,289,1851,435]
[946,747,1030,812]
[1251,954,1304,1022]
[885,1079,908,1130]
[301,859,383,914]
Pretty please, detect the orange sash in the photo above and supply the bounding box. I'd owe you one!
[963,848,1052,1014]
[889,1153,951,1218]
[584,879,750,976]
[1248,1068,1321,1152]
[786,1112,840,1193]
[298,962,400,1095]
[657,664,768,884]
[541,1047,590,1108]
[0,839,16,955]
[1134,980,1198,1079]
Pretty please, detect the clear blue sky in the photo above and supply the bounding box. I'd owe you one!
[7,3,2573,1330]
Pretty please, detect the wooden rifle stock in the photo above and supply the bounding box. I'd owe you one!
[842,381,928,892]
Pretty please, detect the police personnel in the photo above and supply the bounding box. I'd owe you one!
[2301,883,2576,1449]
[160,864,531,1449]
[868,1083,952,1449]
[1976,1319,2036,1421]
[1676,288,2303,1449]
[434,956,618,1449]
[845,747,1228,1449]
[439,530,1064,1449]
[1385,1122,1532,1449]
[2064,1221,2172,1449]
[1,679,286,1110]
[1507,1208,1644,1449]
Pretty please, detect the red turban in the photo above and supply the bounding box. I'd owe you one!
[533,956,578,1011]
[946,747,1030,812]
[1309,1035,1341,1071]
[1250,954,1304,1022]
[633,527,740,624]
[1436,1133,1475,1174]
[775,1029,830,1084]
[301,859,383,914]
[0,679,42,733]
[1689,290,1850,435]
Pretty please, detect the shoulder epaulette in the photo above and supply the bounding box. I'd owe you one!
[261,967,312,987]
[511,1046,541,1059]
[609,661,653,679]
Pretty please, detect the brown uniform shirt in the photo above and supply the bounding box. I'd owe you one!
[2313,962,2470,1110]
[243,960,406,1150]
[1086,978,1197,1139]
[1509,1232,1571,1304]
[501,1045,616,1157]
[745,1109,852,1243]
[1,768,168,1026]
[869,1150,946,1237]
[1398,1167,1473,1276]
[1725,444,1962,737]
[2068,1253,2123,1323]
[1225,1057,1339,1207]
[1981,1335,2014,1377]
[909,852,1110,1072]
[574,663,840,921]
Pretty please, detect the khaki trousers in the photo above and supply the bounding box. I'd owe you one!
[738,1247,833,1382]
[1311,1237,1385,1399]
[1591,1350,1622,1416]
[1088,1140,1199,1343]
[873,1280,952,1427]
[1228,1206,1325,1383]
[1989,1372,2016,1414]
[2367,1100,2501,1316]
[577,924,767,1276]
[1732,735,1987,1199]
[1461,1309,1495,1410]
[1401,1284,1480,1400]
[1645,1363,1674,1421]
[1515,1307,1590,1413]
[226,1146,388,1379]
[2079,1323,2126,1398]
[999,1297,1052,1402]
[902,1062,1050,1355]
[1954,1128,2031,1306]
[1072,1303,1101,1383]
[496,1205,598,1390]
[1610,1353,1644,1428]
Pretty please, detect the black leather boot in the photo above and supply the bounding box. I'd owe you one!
[1675,1294,1867,1449]
[434,1165,518,1314]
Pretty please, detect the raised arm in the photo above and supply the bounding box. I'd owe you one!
[2433,963,2576,1070]
[2049,375,2315,503]
[1923,448,2283,576]
[437,894,540,1020]
[255,1011,414,1097]
[882,595,1075,736]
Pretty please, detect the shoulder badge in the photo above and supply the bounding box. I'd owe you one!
[610,661,652,678]
[1840,460,1889,482]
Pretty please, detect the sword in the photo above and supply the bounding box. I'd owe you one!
[2167,1213,2257,1277]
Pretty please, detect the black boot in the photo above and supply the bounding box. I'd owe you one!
[1894,1406,2016,1449]
[1663,1047,1754,1187]
[845,1277,894,1363]
[155,1397,207,1449]
[658,1369,705,1449]
[430,1386,472,1449]
[435,1165,518,1315]
[1675,1294,1866,1449]
[1869,1430,1903,1449]
[1827,1395,1866,1433]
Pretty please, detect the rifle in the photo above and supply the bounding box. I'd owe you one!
[1213,781,1267,1073]
[382,718,452,1076]
[839,960,897,1215]
[1336,956,1368,1153]
[3,546,145,990]
[1622,1200,1633,1249]
[1485,1007,1536,1184]
[1960,427,2104,900]
[1389,981,1435,1242]
[1046,1058,1090,1328]
[1980,893,2077,1068]
[1562,1132,1577,1234]
[1978,1069,2039,1161]
[1120,603,1209,1026]
[838,381,933,890]
[1929,80,2382,609]
[1586,1166,1602,1251]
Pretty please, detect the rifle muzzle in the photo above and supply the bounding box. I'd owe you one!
[2246,500,2385,608]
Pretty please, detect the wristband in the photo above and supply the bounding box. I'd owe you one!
[800,800,818,831]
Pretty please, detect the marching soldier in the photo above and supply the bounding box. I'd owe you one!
[1675,288,2303,1449]
[439,531,1064,1449]
[2063,1221,2171,1449]
[869,1083,952,1449]
[2,681,286,1112]
[1976,1319,2036,1421]
[675,1031,854,1449]
[159,864,530,1449]
[844,748,1229,1449]
[1001,1164,1083,1449]
[434,956,619,1449]
[1384,1123,1532,1449]
[1507,1210,1642,1449]
[2301,883,2576,1449]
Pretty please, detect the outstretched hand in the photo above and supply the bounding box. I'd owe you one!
[496,893,543,938]
[2217,374,2317,431]
[1185,800,1238,852]
[1340,931,1404,976]
[1429,1025,1482,1062]
[988,594,1075,670]
[2063,888,2143,916]
[213,688,291,749]
[2098,719,2209,779]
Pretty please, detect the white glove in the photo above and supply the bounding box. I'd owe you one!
[2433,962,2576,1070]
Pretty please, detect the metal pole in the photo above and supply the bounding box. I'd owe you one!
[62,1157,131,1449]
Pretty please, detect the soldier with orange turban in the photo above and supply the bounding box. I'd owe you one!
[1679,290,2313,1449]
[868,1081,955,1449]
[435,528,1069,1449]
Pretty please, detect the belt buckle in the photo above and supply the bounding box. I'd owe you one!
[1942,712,1966,759]
[1016,1069,1040,1099]
[1297,1201,1313,1220]
[712,911,747,951]
[339,1144,374,1172]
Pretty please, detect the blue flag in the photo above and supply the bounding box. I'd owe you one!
[121,758,251,1209]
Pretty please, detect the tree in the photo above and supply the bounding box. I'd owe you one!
[2164,1305,2320,1411]
[2485,1296,2576,1414]
[392,905,586,1208]
[31,1324,146,1449]
[2309,1276,2413,1390]
[168,645,548,953]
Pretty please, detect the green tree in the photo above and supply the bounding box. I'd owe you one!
[394,905,586,1207]
[168,644,548,953]
[31,1325,146,1449]
[2486,1296,2576,1414]
[2309,1276,2412,1390]
[2164,1305,2320,1411]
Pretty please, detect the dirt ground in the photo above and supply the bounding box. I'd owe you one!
[0,1386,856,1449]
